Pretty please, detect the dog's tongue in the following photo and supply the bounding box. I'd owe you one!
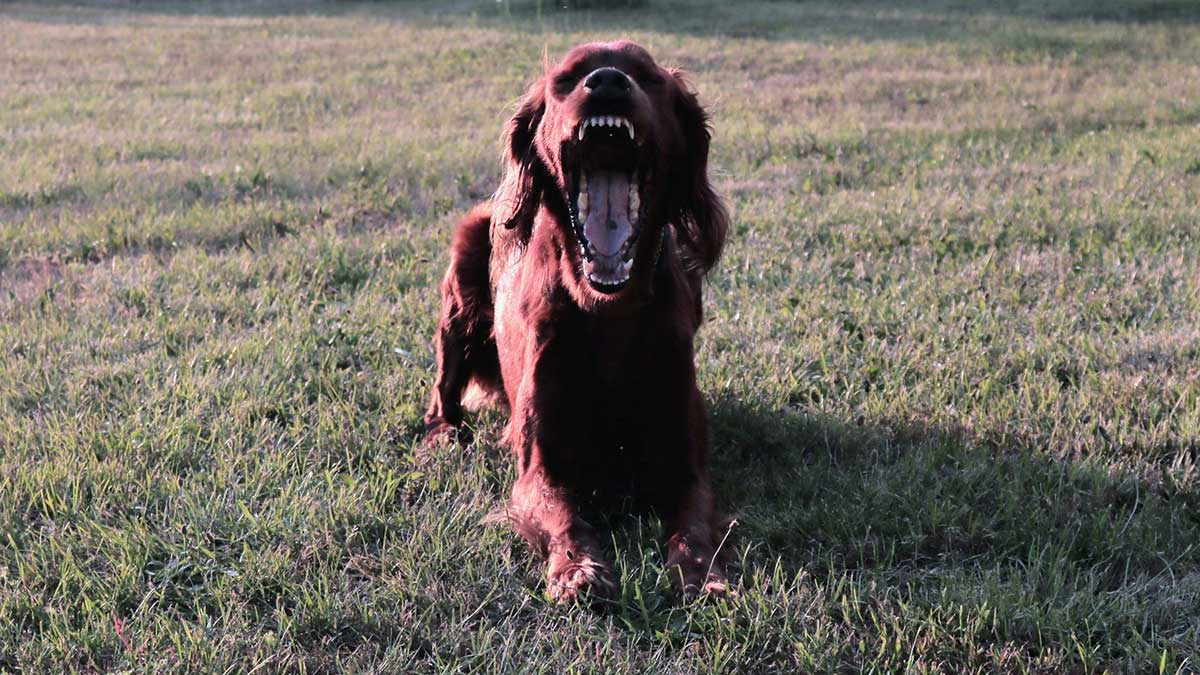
[582,171,633,258]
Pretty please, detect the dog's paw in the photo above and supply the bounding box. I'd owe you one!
[695,572,732,600]
[667,545,728,601]
[545,549,616,604]
[421,418,471,448]
[672,565,729,601]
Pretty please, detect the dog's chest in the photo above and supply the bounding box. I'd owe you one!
[492,246,525,343]
[567,315,657,396]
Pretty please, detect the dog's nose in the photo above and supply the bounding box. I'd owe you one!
[584,67,632,99]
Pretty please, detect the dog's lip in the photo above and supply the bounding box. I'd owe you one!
[582,255,635,292]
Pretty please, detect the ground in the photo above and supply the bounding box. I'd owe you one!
[1,1,1198,672]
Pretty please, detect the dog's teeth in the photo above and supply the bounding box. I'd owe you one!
[621,259,633,272]
[578,125,585,141]
[628,184,639,217]
[577,191,588,214]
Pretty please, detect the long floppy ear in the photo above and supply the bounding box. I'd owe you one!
[491,78,547,235]
[668,69,728,274]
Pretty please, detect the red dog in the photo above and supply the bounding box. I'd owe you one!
[424,41,728,602]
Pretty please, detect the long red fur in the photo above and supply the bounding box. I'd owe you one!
[424,41,730,602]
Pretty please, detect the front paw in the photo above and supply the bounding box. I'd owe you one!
[670,561,728,600]
[666,540,727,600]
[421,417,470,447]
[545,547,616,604]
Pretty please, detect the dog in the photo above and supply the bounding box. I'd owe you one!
[424,40,729,602]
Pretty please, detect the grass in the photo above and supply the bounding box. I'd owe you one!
[1,0,1199,672]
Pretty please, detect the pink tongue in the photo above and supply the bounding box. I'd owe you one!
[582,171,632,258]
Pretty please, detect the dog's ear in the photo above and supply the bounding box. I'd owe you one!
[492,78,547,235]
[667,68,728,274]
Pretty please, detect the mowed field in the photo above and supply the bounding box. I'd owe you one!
[2,0,1199,672]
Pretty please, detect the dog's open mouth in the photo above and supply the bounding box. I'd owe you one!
[568,115,644,293]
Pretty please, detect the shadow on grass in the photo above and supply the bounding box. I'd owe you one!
[514,393,1198,671]
[707,395,1199,593]
[440,392,1197,641]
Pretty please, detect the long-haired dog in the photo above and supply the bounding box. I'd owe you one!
[424,41,729,602]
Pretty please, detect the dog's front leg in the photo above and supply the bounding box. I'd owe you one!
[508,466,615,603]
[504,347,616,603]
[653,388,728,599]
[663,480,727,599]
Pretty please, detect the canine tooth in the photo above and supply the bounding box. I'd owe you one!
[629,185,639,216]
[577,191,588,213]
[578,125,585,141]
[621,259,633,272]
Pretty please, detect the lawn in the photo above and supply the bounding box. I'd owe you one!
[1,0,1199,672]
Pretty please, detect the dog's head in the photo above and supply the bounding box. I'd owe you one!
[493,41,727,301]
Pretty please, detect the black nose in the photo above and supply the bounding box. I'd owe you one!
[584,67,631,99]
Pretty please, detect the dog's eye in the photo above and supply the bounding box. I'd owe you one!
[553,73,579,95]
[636,69,665,88]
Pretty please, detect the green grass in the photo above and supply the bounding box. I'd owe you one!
[2,0,1199,672]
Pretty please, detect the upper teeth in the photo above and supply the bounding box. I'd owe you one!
[577,116,635,141]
